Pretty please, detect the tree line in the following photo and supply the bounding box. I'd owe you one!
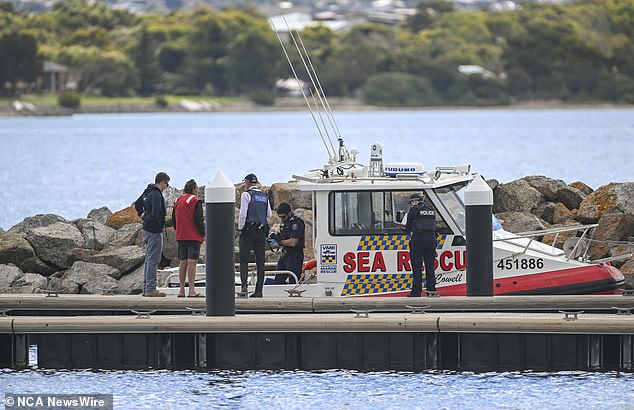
[0,0,633,106]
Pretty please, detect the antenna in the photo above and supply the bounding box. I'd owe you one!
[271,18,351,165]
[271,21,336,161]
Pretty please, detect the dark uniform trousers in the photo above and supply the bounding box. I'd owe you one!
[409,232,437,295]
[275,250,303,284]
[239,230,266,293]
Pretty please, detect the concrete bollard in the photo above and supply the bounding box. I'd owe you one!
[465,174,493,296]
[205,171,236,316]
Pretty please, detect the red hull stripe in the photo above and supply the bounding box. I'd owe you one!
[372,264,625,297]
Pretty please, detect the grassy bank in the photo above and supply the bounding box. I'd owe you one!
[1,94,631,116]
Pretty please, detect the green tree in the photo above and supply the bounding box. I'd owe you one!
[133,25,161,95]
[222,27,281,94]
[0,31,43,95]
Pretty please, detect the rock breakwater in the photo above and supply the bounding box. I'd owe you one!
[0,177,632,294]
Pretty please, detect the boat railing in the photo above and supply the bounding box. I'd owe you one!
[493,223,599,262]
[160,269,299,288]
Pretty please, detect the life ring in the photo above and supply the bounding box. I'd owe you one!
[302,259,316,273]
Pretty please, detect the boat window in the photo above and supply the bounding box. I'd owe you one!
[433,182,468,234]
[329,191,452,236]
[392,191,453,234]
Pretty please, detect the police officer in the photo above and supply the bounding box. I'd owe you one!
[238,173,272,298]
[405,193,437,297]
[271,203,305,284]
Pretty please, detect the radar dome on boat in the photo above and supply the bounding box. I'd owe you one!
[384,162,425,178]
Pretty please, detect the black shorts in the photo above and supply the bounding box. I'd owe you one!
[178,240,201,261]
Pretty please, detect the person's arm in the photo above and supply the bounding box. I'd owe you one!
[146,191,161,222]
[404,207,414,233]
[171,203,177,231]
[237,192,250,230]
[194,201,205,236]
[279,220,302,248]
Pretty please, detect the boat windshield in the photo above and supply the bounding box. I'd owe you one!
[328,190,453,236]
[433,182,468,234]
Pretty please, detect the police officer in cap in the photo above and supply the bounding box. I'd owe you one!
[405,193,437,297]
[238,173,272,298]
[271,202,305,284]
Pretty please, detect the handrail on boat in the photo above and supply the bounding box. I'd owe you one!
[493,223,599,262]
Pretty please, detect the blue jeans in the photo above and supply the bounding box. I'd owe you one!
[142,230,163,292]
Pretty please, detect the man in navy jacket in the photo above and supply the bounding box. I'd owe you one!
[135,172,170,297]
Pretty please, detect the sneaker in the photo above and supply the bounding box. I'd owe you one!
[143,290,166,297]
[249,292,263,298]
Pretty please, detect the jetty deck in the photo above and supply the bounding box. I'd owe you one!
[1,295,633,372]
[1,294,633,314]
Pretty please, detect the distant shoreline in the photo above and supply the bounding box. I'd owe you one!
[1,98,632,117]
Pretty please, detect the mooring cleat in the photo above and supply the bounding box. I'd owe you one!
[620,289,634,296]
[235,291,249,298]
[612,306,633,315]
[351,309,371,318]
[284,289,306,298]
[185,306,206,316]
[425,290,442,297]
[406,305,431,314]
[45,290,59,298]
[131,309,156,319]
[559,310,583,321]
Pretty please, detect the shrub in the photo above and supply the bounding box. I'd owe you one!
[362,72,441,106]
[249,89,275,106]
[57,90,81,109]
[154,95,168,108]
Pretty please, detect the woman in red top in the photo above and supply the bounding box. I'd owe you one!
[172,179,205,297]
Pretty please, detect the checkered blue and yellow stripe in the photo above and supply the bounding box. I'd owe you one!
[341,273,429,296]
[357,235,409,251]
[356,234,448,251]
[321,255,336,264]
[437,234,447,249]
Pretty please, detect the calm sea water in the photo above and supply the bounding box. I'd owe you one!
[2,366,634,409]
[0,108,633,230]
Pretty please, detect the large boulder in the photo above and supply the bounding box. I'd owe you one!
[89,245,145,274]
[494,180,545,214]
[521,177,584,210]
[105,206,141,229]
[27,222,84,269]
[108,223,142,248]
[577,182,634,224]
[64,261,121,294]
[569,181,594,196]
[522,176,566,202]
[495,212,547,233]
[0,232,57,275]
[555,186,585,211]
[47,276,80,294]
[586,213,634,260]
[8,214,68,236]
[9,272,47,294]
[0,264,24,293]
[86,206,113,225]
[65,248,99,267]
[74,218,115,250]
[116,265,143,295]
[162,227,177,262]
[269,182,313,211]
